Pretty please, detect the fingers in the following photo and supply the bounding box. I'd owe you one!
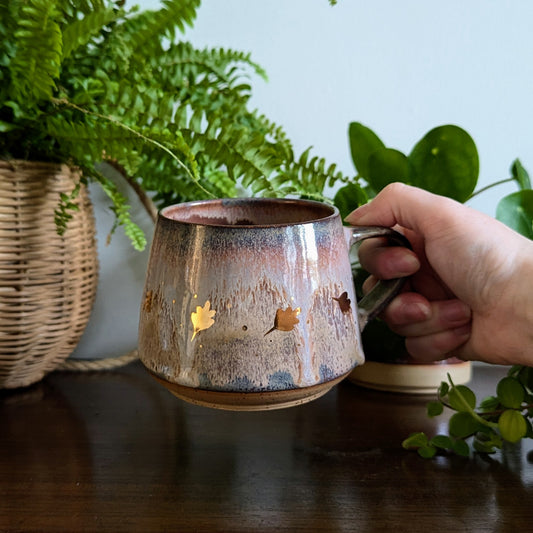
[358,238,420,279]
[370,292,472,361]
[405,325,472,362]
[383,294,471,337]
[345,182,460,236]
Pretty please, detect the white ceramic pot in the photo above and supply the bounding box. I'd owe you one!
[348,359,472,394]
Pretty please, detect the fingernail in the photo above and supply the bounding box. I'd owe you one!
[389,298,431,325]
[394,253,420,276]
[344,201,371,223]
[393,299,430,322]
[411,301,431,321]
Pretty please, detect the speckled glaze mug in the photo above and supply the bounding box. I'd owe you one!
[138,198,409,410]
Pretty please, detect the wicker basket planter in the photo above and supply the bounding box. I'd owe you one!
[0,160,98,388]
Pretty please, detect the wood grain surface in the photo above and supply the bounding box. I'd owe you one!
[1,362,532,532]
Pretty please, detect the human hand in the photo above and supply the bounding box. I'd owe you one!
[346,183,533,365]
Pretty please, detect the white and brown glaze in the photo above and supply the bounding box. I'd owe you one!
[138,198,364,408]
[139,199,410,409]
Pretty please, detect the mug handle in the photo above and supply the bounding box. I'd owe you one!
[346,226,412,331]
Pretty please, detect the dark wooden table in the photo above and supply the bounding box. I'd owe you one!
[1,361,532,532]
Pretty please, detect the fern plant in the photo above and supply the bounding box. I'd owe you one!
[0,0,359,250]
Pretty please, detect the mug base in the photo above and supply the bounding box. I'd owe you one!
[348,360,472,394]
[148,370,351,411]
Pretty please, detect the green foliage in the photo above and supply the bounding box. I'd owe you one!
[341,121,533,241]
[348,122,385,180]
[447,384,476,412]
[343,122,479,204]
[1,0,355,250]
[54,181,82,234]
[402,430,469,459]
[403,370,533,458]
[497,376,525,409]
[511,158,531,190]
[409,125,479,202]
[340,121,533,364]
[334,182,368,220]
[496,190,533,239]
[339,125,533,459]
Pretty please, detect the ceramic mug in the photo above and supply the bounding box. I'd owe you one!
[138,198,410,410]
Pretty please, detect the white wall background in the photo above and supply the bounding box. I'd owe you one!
[73,0,533,359]
[145,0,532,216]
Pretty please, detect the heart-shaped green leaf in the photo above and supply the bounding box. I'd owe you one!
[451,439,471,457]
[426,401,444,418]
[478,395,500,412]
[496,377,525,409]
[402,432,429,450]
[449,411,483,438]
[367,147,410,192]
[498,410,528,443]
[430,435,453,450]
[438,381,450,398]
[448,384,476,412]
[511,159,531,190]
[418,445,437,459]
[496,190,533,239]
[348,122,386,178]
[408,125,479,202]
[334,182,368,220]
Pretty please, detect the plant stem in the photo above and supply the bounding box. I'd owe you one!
[467,178,516,201]
[105,160,158,223]
[447,374,499,429]
[477,403,533,418]
[51,98,213,198]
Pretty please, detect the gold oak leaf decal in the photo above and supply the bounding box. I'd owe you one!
[265,306,301,336]
[333,291,351,313]
[143,290,154,313]
[191,300,216,340]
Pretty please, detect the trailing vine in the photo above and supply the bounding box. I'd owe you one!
[403,367,533,458]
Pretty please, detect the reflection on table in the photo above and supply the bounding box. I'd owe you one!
[1,361,532,532]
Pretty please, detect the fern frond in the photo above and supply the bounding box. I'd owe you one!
[157,43,268,88]
[46,100,204,194]
[46,114,144,174]
[270,147,353,199]
[177,115,280,197]
[92,169,147,251]
[54,179,81,235]
[90,79,174,129]
[9,0,63,103]
[120,0,200,53]
[62,6,120,60]
[245,109,293,158]
[1,0,348,247]
[58,0,109,21]
[204,47,268,82]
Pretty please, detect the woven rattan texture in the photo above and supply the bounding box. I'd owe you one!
[0,160,98,388]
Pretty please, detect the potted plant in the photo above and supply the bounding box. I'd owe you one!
[329,122,532,393]
[0,0,354,386]
[318,121,533,456]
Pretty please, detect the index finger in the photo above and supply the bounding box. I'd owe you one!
[345,183,461,236]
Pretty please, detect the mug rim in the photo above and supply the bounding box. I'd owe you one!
[159,197,339,228]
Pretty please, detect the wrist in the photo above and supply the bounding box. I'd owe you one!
[515,242,533,364]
